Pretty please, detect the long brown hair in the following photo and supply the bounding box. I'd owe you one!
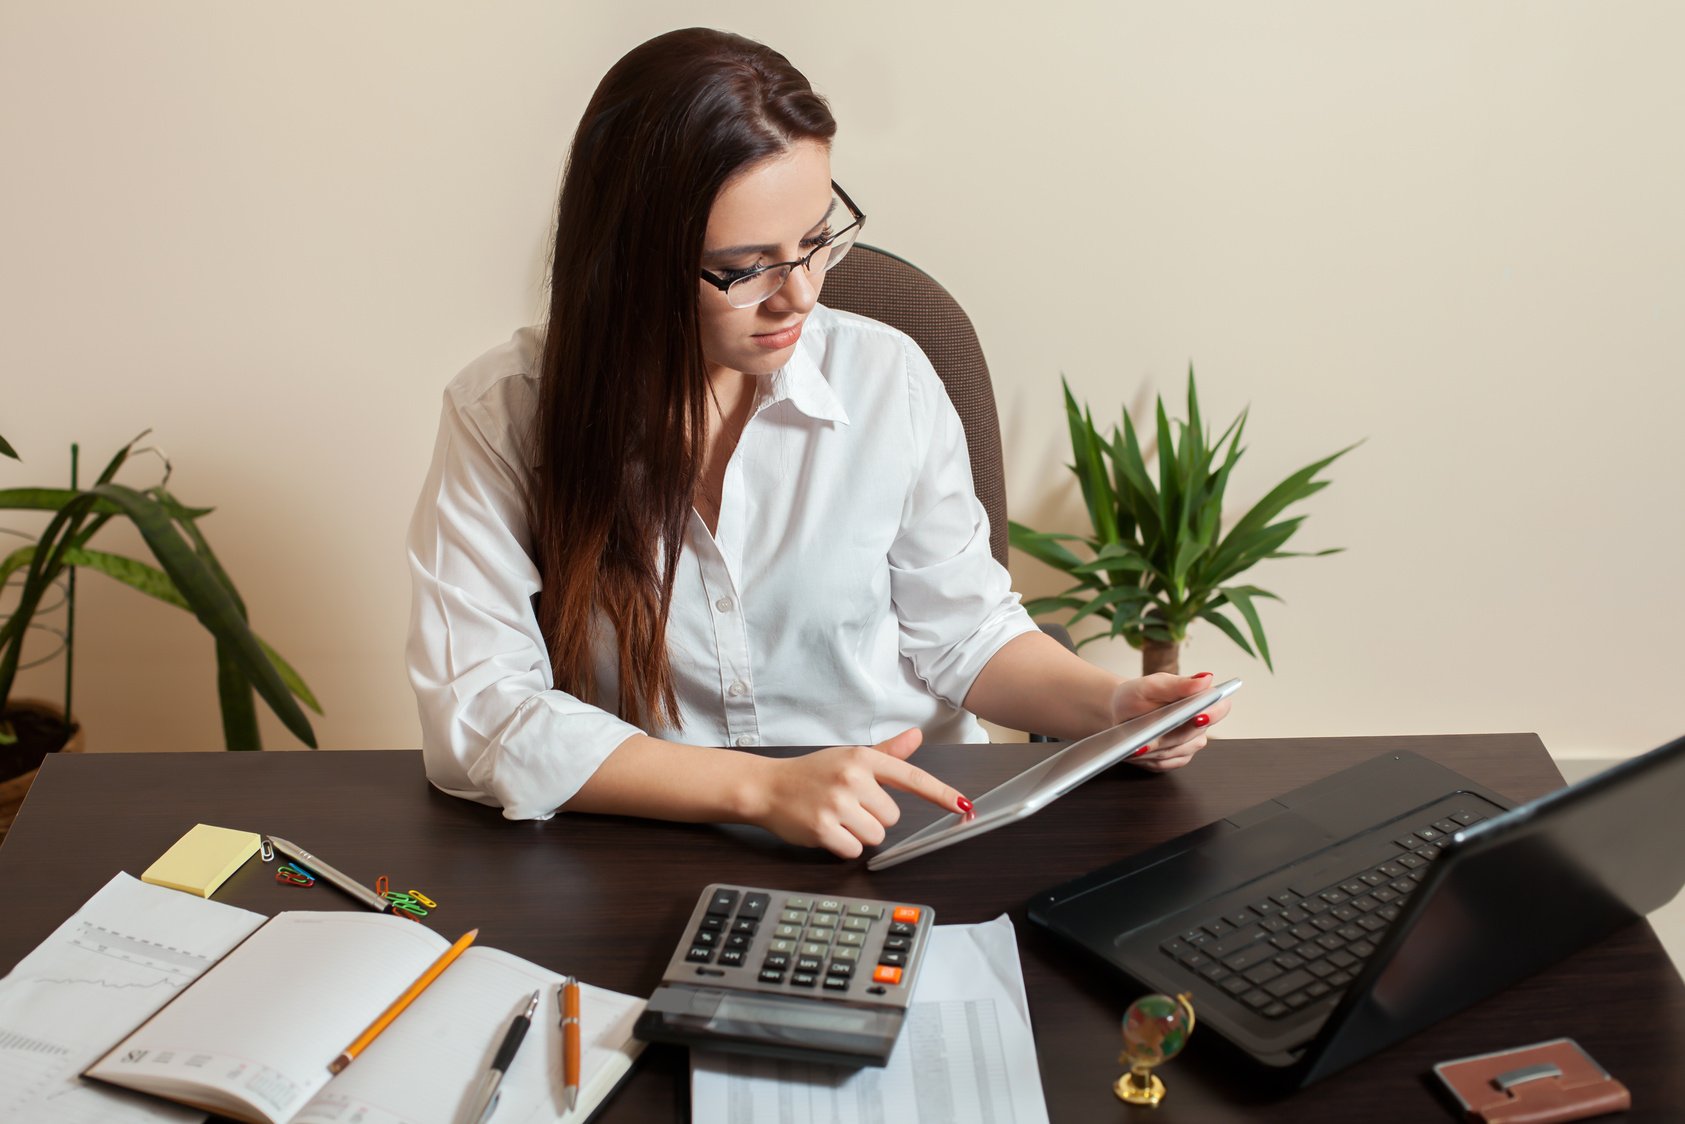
[530,29,836,729]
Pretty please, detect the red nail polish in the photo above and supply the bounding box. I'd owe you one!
[957,796,974,813]
[1194,713,1211,728]
[1195,671,1214,679]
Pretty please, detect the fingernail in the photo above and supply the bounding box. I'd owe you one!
[1194,671,1214,680]
[957,796,974,813]
[1194,713,1211,728]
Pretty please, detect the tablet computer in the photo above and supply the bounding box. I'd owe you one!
[866,677,1243,871]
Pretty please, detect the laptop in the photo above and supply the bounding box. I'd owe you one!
[1026,734,1685,1087]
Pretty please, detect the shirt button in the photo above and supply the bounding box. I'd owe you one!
[715,596,734,613]
[728,679,749,697]
[736,734,758,747]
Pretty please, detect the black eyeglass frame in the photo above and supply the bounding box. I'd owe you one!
[698,181,867,303]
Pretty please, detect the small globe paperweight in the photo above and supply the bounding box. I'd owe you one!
[1115,991,1196,1106]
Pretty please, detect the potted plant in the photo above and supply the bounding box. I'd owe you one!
[1008,369,1357,676]
[1,431,320,832]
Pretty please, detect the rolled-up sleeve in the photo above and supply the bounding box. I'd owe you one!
[887,338,1038,707]
[406,386,642,819]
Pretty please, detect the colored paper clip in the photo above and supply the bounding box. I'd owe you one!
[383,892,429,919]
[407,890,438,909]
[276,862,316,887]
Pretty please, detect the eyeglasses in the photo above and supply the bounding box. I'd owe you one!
[699,181,866,308]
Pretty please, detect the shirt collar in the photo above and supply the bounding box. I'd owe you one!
[760,321,850,425]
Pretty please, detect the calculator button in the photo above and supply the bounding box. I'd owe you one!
[784,896,812,910]
[818,899,843,913]
[780,910,807,925]
[775,925,802,940]
[800,942,828,958]
[827,961,854,978]
[892,906,921,924]
[738,893,770,920]
[699,915,725,931]
[811,912,840,929]
[758,968,785,984]
[693,930,718,947]
[842,916,871,932]
[719,948,745,967]
[822,975,849,991]
[849,903,884,919]
[888,922,915,938]
[763,953,790,970]
[878,951,907,968]
[707,889,740,916]
[882,935,910,952]
[725,934,751,951]
[790,971,819,988]
[687,946,714,963]
[732,918,758,934]
[768,939,795,954]
[872,965,903,985]
[832,947,860,962]
[796,956,823,973]
[836,931,864,947]
[805,924,835,941]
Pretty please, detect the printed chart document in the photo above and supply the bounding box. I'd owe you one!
[0,872,264,1124]
[84,910,647,1124]
[691,914,1050,1124]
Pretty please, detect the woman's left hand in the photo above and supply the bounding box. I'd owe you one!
[1110,671,1232,773]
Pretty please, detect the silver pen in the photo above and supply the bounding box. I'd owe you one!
[462,990,541,1124]
[264,836,392,913]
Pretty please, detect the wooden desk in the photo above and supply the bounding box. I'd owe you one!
[3,735,1682,1121]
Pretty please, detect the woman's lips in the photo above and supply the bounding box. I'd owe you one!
[752,320,803,350]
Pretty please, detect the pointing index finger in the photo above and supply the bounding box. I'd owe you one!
[870,753,967,814]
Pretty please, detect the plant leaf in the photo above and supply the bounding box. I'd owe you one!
[1068,584,1153,627]
[87,483,317,748]
[0,434,16,460]
[1197,605,1257,658]
[1220,585,1281,672]
[216,641,262,750]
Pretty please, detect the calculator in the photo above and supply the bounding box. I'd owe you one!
[634,883,935,1066]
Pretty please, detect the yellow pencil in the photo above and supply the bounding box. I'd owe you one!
[328,928,479,1074]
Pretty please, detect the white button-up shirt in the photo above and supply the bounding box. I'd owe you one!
[407,304,1037,819]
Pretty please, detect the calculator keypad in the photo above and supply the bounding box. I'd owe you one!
[661,883,932,1008]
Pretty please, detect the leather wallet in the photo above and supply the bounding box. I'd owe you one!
[1432,1038,1630,1123]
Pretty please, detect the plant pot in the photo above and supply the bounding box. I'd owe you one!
[0,698,85,840]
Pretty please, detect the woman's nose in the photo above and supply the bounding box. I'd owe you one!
[768,259,822,315]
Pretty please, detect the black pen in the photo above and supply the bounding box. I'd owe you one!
[461,990,541,1124]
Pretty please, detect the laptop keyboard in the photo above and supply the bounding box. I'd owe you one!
[1158,805,1489,1020]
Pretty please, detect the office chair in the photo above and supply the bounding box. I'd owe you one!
[823,245,1072,740]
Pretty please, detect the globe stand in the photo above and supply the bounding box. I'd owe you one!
[1114,1068,1167,1106]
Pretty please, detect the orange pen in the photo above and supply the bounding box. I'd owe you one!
[559,975,581,1112]
[328,928,479,1073]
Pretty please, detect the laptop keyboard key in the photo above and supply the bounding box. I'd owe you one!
[1242,988,1272,1009]
[1206,924,1267,959]
[1243,961,1285,986]
[1264,969,1316,999]
[1221,976,1251,996]
[1223,946,1274,972]
[1262,1002,1289,1018]
[1204,919,1236,938]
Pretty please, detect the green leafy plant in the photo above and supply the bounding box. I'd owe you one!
[1008,369,1358,675]
[0,431,319,750]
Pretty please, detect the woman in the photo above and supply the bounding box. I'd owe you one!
[407,28,1231,858]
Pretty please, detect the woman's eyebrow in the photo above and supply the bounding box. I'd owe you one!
[703,199,840,260]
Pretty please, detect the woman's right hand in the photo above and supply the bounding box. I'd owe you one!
[742,729,971,859]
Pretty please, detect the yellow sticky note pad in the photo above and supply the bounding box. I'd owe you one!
[141,823,261,897]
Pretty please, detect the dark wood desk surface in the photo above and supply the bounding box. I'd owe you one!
[3,735,1682,1122]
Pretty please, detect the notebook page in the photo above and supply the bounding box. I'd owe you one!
[0,872,264,1124]
[88,912,448,1123]
[294,947,645,1124]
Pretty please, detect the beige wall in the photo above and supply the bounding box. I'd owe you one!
[5,3,1681,760]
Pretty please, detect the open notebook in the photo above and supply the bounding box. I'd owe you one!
[83,910,645,1124]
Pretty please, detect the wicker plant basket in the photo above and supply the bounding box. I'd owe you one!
[0,698,85,840]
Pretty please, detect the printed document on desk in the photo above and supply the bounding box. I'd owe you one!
[0,871,265,1124]
[691,914,1049,1124]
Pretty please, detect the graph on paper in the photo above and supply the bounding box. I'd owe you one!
[0,872,265,1123]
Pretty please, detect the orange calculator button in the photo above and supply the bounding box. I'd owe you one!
[892,906,920,924]
[872,965,904,985]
